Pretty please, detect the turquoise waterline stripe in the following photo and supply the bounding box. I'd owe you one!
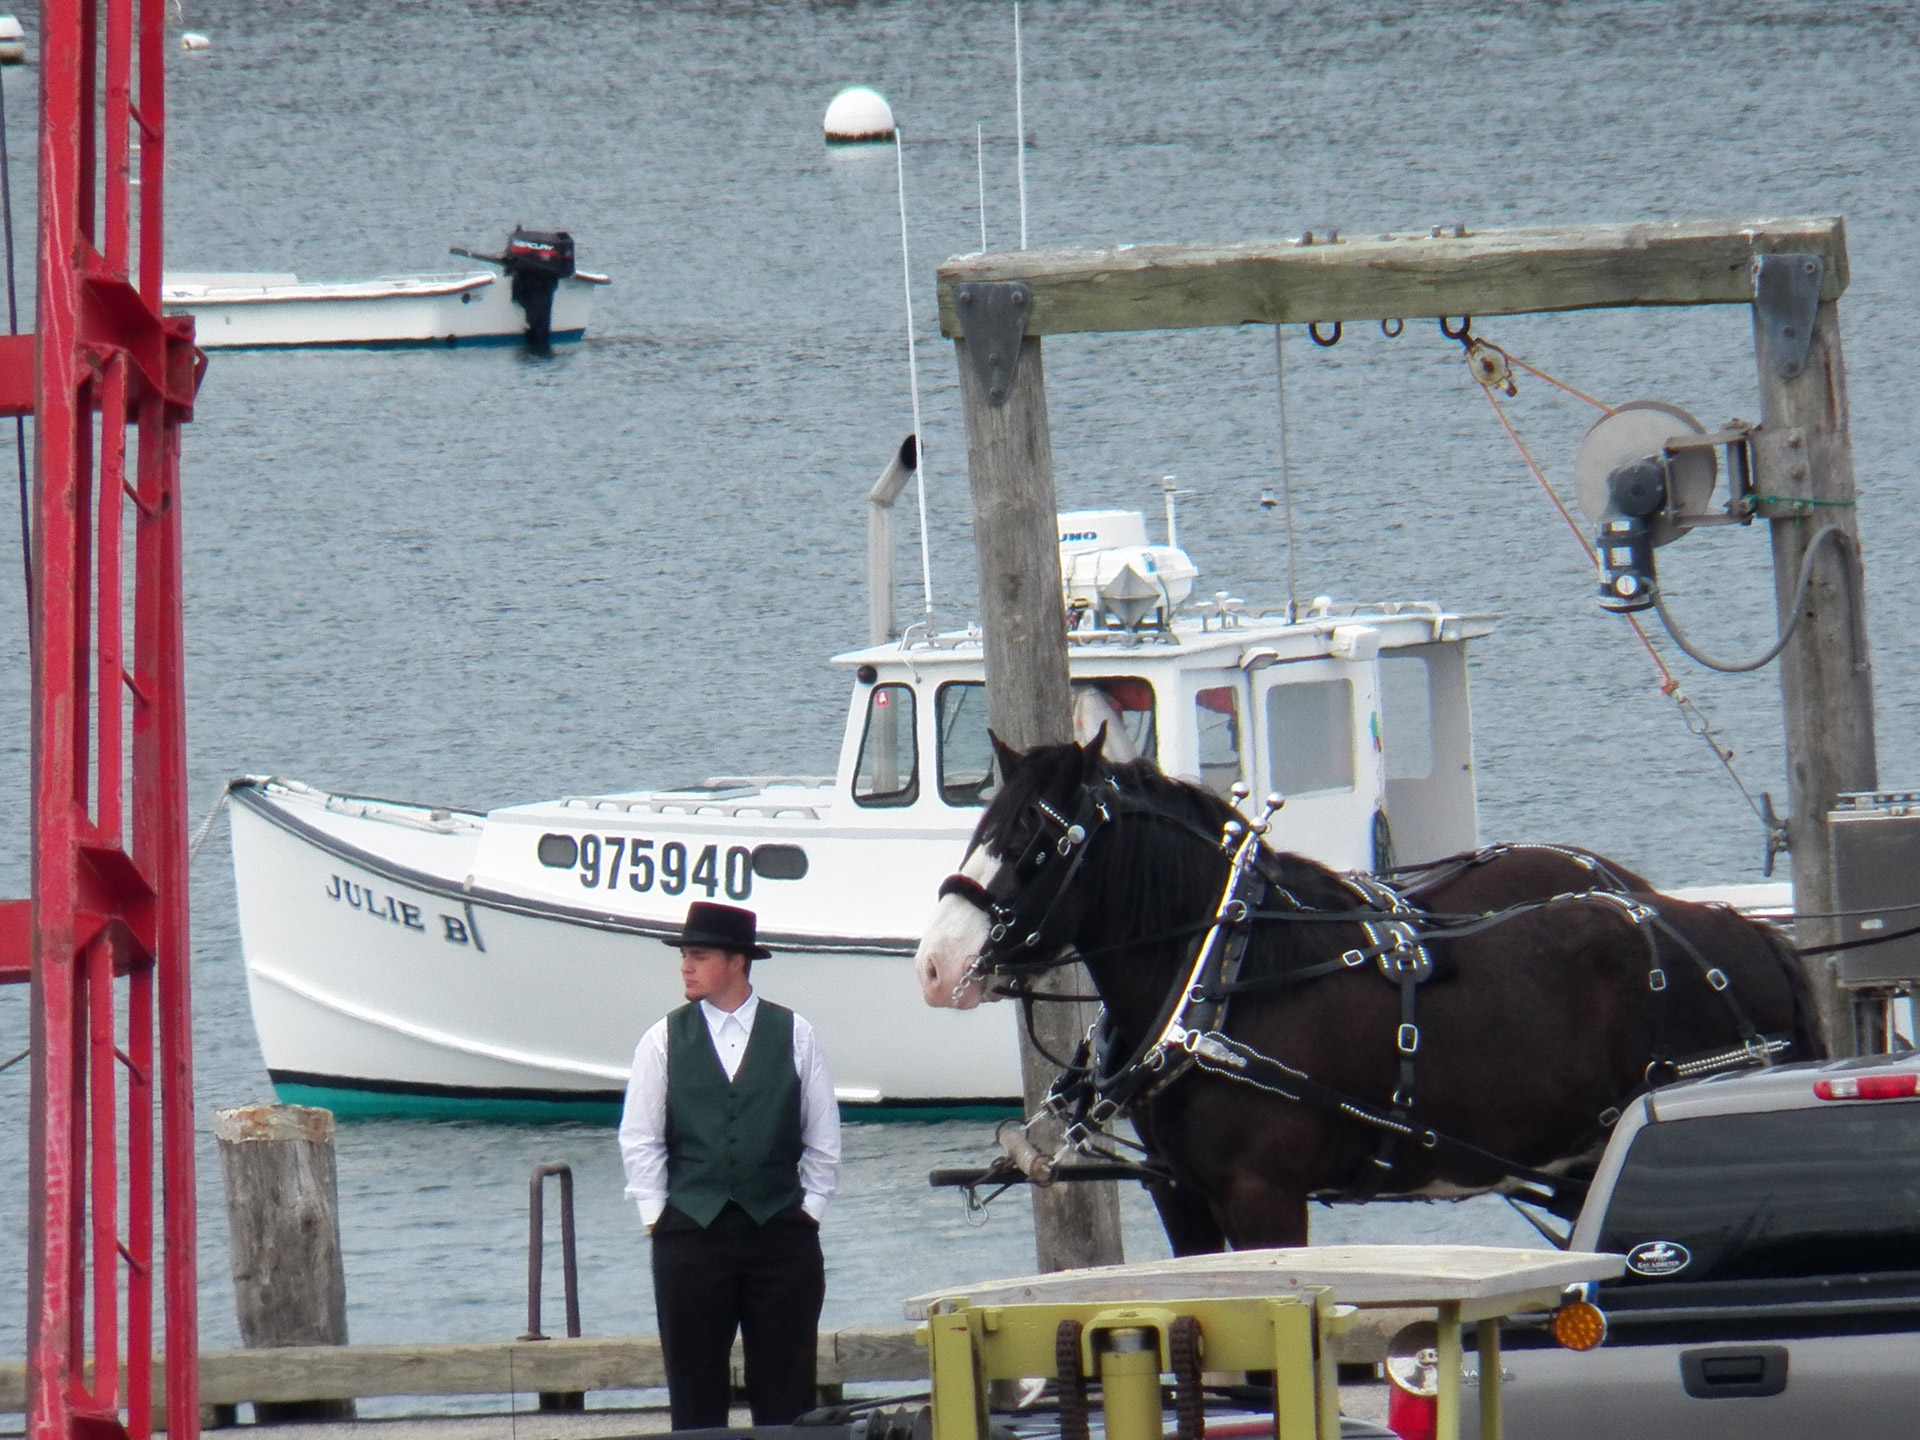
[272,1081,1018,1127]
[199,329,588,353]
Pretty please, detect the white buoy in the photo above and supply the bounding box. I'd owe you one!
[823,86,894,145]
[0,16,25,65]
[180,31,211,51]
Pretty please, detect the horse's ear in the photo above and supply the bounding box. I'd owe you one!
[1082,722,1109,765]
[989,730,1024,781]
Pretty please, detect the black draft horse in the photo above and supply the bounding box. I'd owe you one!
[914,734,1822,1253]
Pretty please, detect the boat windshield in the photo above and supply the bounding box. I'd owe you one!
[853,683,918,807]
[937,679,1157,808]
[937,683,996,807]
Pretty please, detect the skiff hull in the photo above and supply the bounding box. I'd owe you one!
[163,268,606,350]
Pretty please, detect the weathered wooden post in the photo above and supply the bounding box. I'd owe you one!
[952,281,1125,1272]
[1750,259,1877,1054]
[214,1104,356,1421]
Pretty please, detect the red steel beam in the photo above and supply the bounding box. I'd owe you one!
[17,3,203,1440]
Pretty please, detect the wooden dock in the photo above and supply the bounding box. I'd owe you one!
[0,1315,1421,1419]
[0,1327,926,1416]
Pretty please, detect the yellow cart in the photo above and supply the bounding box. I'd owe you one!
[908,1243,1624,1440]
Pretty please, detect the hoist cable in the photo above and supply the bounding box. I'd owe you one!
[1273,326,1299,615]
[1467,339,1785,850]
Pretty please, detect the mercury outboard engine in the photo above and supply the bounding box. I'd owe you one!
[503,228,574,351]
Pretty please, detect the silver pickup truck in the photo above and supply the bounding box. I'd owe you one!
[1461,1053,1920,1439]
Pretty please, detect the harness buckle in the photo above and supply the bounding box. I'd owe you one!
[1397,1023,1420,1054]
[1597,1106,1622,1127]
[1648,967,1668,993]
[989,923,1009,943]
[1223,898,1249,924]
[1391,1086,1413,1111]
[1341,948,1368,968]
[1705,967,1729,991]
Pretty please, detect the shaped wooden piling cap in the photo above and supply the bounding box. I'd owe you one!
[212,1102,335,1145]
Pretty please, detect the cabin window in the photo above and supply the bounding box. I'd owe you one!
[1265,678,1355,796]
[1195,685,1243,797]
[1075,677,1157,762]
[936,682,996,807]
[1380,655,1434,781]
[853,684,918,807]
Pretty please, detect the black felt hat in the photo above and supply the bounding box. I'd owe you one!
[666,901,771,960]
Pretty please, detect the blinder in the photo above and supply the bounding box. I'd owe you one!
[939,776,1117,985]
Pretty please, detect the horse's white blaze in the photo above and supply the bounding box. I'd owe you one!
[915,847,1002,1010]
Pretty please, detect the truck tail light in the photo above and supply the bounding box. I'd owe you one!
[1552,1298,1609,1351]
[1385,1386,1437,1440]
[1815,1073,1918,1100]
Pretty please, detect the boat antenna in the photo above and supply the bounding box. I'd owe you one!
[894,128,935,618]
[1268,326,1300,619]
[1014,1,1028,249]
[976,123,988,252]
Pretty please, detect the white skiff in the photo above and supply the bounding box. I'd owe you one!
[162,266,608,350]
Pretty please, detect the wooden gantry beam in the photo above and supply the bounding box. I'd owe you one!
[938,216,1847,336]
[948,213,1875,1088]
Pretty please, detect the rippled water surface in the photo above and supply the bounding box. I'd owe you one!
[2,0,1919,1365]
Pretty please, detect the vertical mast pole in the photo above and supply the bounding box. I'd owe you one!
[954,302,1123,1272]
[1753,294,1876,1055]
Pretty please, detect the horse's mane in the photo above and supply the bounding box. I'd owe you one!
[982,746,1361,956]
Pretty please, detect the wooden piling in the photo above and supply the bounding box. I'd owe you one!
[955,328,1125,1273]
[1752,298,1877,1054]
[213,1104,356,1422]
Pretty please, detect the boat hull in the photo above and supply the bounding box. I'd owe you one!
[163,269,603,350]
[230,784,1024,1120]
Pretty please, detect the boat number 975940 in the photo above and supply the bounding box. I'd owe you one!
[535,832,810,901]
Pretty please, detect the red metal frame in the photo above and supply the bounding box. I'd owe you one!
[0,3,203,1440]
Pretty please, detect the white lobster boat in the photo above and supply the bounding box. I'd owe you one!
[229,508,1492,1119]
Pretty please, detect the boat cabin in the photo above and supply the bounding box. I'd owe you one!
[830,511,1491,873]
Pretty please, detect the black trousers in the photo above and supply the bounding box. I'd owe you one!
[650,1201,826,1430]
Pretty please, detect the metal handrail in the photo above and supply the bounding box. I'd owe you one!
[521,1163,581,1342]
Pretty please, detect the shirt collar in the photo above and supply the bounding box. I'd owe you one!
[700,990,758,1032]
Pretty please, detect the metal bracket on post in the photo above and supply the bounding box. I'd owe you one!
[956,281,1033,406]
[1751,253,1824,380]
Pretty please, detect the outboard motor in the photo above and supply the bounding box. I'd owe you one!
[503,228,574,351]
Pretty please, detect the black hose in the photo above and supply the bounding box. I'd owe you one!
[1652,524,1860,674]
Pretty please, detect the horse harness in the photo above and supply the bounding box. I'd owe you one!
[944,777,1799,1206]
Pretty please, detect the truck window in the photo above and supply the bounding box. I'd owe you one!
[1598,1106,1920,1284]
[853,683,918,807]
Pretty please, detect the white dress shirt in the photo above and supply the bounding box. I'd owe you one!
[618,990,841,1227]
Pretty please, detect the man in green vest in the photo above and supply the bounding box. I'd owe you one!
[619,901,842,1430]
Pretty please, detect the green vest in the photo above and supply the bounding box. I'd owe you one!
[664,999,805,1226]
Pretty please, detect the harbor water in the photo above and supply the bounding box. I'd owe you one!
[3,0,1920,1378]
